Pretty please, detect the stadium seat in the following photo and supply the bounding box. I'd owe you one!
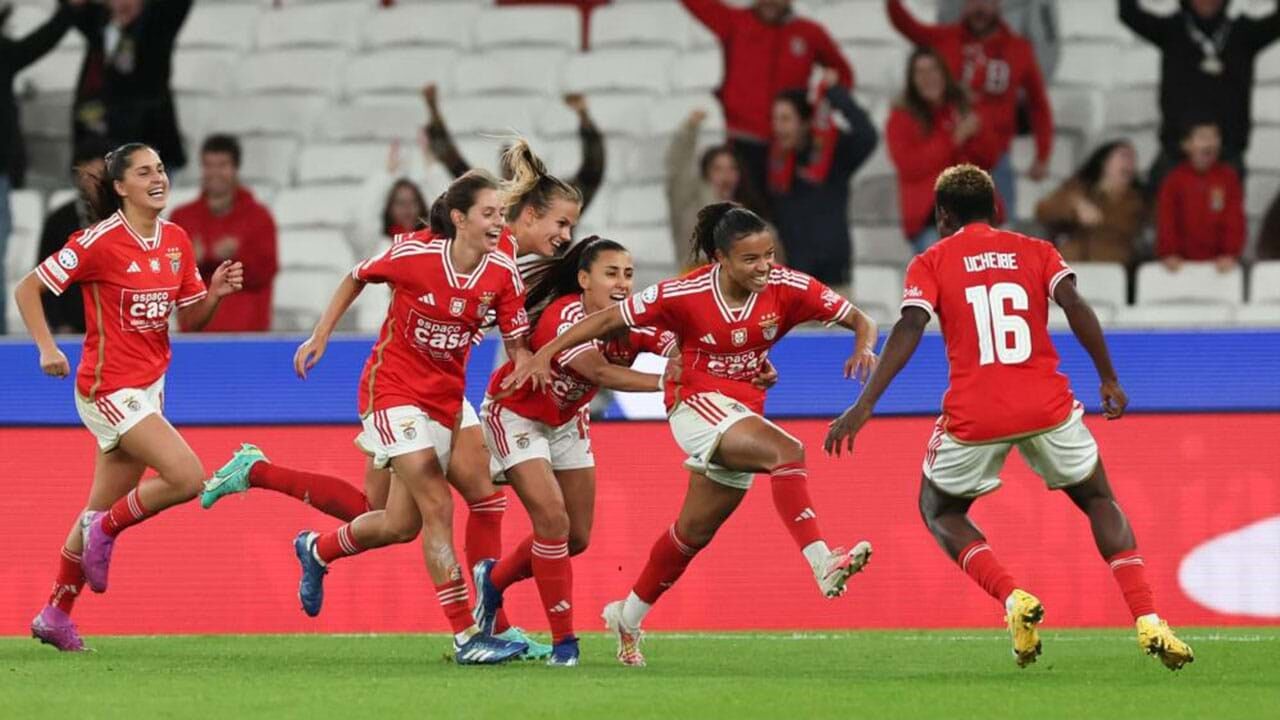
[1014,177,1058,223]
[236,49,345,96]
[1128,130,1161,171]
[647,95,725,135]
[842,44,908,94]
[295,142,388,185]
[603,225,676,269]
[1247,128,1280,173]
[853,224,913,267]
[237,137,301,190]
[5,189,43,285]
[537,135,592,180]
[1246,174,1280,219]
[272,184,362,230]
[278,229,355,272]
[455,49,568,97]
[814,1,898,43]
[1257,40,1280,84]
[623,136,672,184]
[315,100,426,142]
[670,50,724,94]
[562,49,676,95]
[1250,261,1280,304]
[610,184,668,227]
[1114,302,1235,328]
[344,48,456,98]
[360,3,477,50]
[254,1,366,50]
[591,3,694,49]
[1056,42,1120,89]
[1115,45,1161,88]
[207,96,327,138]
[539,95,650,138]
[1135,261,1244,305]
[15,50,80,95]
[850,175,900,225]
[471,6,581,51]
[172,51,238,97]
[1254,86,1280,125]
[1070,262,1128,316]
[46,188,76,213]
[1011,135,1078,179]
[1235,304,1280,326]
[1049,87,1102,137]
[352,281,392,332]
[178,4,260,51]
[1102,88,1160,130]
[162,186,201,220]
[5,5,81,51]
[1048,302,1117,329]
[273,268,340,331]
[851,265,904,325]
[1059,0,1131,41]
[438,96,538,137]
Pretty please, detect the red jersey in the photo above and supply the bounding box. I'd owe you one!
[902,223,1075,442]
[620,263,853,414]
[353,231,528,427]
[488,293,678,427]
[35,212,208,399]
[1156,162,1246,261]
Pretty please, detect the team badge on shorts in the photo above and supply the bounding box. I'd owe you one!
[731,328,748,346]
[124,396,141,412]
[450,297,466,317]
[730,402,747,413]
[400,420,417,440]
[515,433,531,450]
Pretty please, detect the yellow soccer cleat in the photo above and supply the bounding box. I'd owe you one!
[1137,616,1194,671]
[1004,589,1045,668]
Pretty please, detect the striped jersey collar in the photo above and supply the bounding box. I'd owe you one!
[116,210,161,252]
[710,264,758,324]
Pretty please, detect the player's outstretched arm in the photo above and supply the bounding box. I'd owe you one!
[503,304,627,392]
[1054,278,1127,419]
[13,272,70,377]
[824,307,929,457]
[567,350,664,394]
[294,273,365,379]
[834,304,879,381]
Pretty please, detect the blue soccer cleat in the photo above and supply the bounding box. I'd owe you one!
[294,531,327,617]
[471,559,503,634]
[546,635,580,667]
[453,631,527,665]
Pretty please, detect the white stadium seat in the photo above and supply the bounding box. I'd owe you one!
[272,184,362,230]
[1135,261,1244,305]
[647,95,724,135]
[16,50,80,95]
[236,50,345,96]
[562,49,675,95]
[670,50,723,94]
[850,175,900,225]
[591,4,693,49]
[162,186,201,220]
[237,137,301,190]
[1011,135,1078,179]
[842,44,907,93]
[1114,302,1235,328]
[278,230,355,271]
[1257,41,1280,84]
[539,94,649,138]
[47,188,77,213]
[274,269,342,330]
[1056,42,1120,89]
[454,49,568,97]
[352,281,392,332]
[360,3,477,50]
[315,101,425,142]
[1250,261,1280,304]
[1253,86,1280,125]
[1059,0,1131,41]
[1128,130,1162,171]
[852,265,904,326]
[1115,45,1161,88]
[1235,304,1280,326]
[1247,128,1280,173]
[853,225,913,267]
[1070,262,1128,315]
[5,189,43,284]
[207,96,327,138]
[6,6,81,51]
[255,1,366,50]
[1103,88,1160,129]
[438,96,538,137]
[172,51,238,97]
[471,6,581,51]
[344,48,456,98]
[1015,177,1057,222]
[295,142,389,185]
[610,184,668,227]
[1246,174,1280,218]
[178,4,260,51]
[601,225,677,269]
[1050,87,1102,137]
[814,1,898,43]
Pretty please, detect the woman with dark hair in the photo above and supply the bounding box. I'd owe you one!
[1035,140,1146,264]
[381,178,429,237]
[887,46,1001,253]
[506,202,878,667]
[13,143,243,651]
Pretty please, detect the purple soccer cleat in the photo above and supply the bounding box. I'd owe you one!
[80,510,116,593]
[31,606,87,652]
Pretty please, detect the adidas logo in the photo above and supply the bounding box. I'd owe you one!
[548,600,572,614]
[700,333,716,345]
[793,508,816,522]
[459,647,498,662]
[126,261,141,273]
[418,292,435,306]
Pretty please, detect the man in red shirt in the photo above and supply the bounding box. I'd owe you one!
[170,134,278,331]
[1156,120,1245,273]
[825,165,1193,672]
[682,0,852,214]
[886,0,1053,217]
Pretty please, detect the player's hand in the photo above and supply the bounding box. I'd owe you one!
[1100,378,1127,420]
[209,260,243,298]
[39,346,71,378]
[294,335,328,380]
[504,348,551,393]
[824,403,871,457]
[843,347,878,382]
[1028,159,1050,181]
[751,358,779,389]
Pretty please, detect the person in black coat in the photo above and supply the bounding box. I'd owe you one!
[36,137,112,334]
[72,0,193,171]
[767,70,878,290]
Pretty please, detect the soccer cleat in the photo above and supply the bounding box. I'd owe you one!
[496,626,553,660]
[202,443,268,509]
[818,541,873,598]
[294,531,328,617]
[1137,617,1194,671]
[31,606,87,652]
[1005,589,1045,668]
[546,635,580,667]
[602,600,646,667]
[80,511,116,593]
[471,559,503,635]
[453,631,527,665]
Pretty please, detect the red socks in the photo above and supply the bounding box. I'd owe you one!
[491,536,534,592]
[1108,550,1157,619]
[958,541,1018,604]
[314,524,365,564]
[464,491,506,570]
[435,578,474,635]
[249,462,369,521]
[633,525,701,604]
[101,487,154,537]
[49,547,85,614]
[531,536,574,642]
[770,463,823,550]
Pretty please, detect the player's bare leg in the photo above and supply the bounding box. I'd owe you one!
[1062,461,1193,670]
[718,417,871,597]
[919,476,1043,667]
[362,460,391,511]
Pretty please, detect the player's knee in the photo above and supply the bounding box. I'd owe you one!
[167,457,206,500]
[385,520,420,545]
[530,506,571,540]
[771,437,805,468]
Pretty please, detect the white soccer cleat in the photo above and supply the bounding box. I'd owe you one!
[602,600,646,667]
[818,541,873,598]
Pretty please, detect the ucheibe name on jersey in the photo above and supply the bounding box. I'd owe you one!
[963,252,1019,273]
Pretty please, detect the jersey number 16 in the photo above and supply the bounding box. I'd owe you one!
[964,283,1031,366]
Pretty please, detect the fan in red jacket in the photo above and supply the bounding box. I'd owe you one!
[1156,121,1245,273]
[170,135,278,332]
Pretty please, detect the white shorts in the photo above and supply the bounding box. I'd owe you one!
[480,396,594,475]
[923,402,1099,499]
[669,391,785,490]
[356,405,454,472]
[75,376,166,452]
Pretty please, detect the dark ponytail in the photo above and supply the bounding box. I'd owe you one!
[522,235,628,327]
[690,202,768,264]
[428,169,500,238]
[83,142,154,223]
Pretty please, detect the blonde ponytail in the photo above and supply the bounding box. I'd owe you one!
[501,137,581,222]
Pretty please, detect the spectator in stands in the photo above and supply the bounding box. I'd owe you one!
[887,0,1054,216]
[1035,140,1147,265]
[170,134,278,332]
[423,84,605,213]
[1258,190,1280,261]
[887,47,1001,253]
[665,109,748,270]
[2,0,82,334]
[1120,0,1279,191]
[382,177,428,238]
[71,0,193,172]
[36,136,111,335]
[769,72,878,289]
[682,0,852,218]
[1156,120,1245,273]
[936,0,1059,80]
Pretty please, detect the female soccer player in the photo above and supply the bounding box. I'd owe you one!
[15,143,244,651]
[506,202,879,666]
[469,236,678,667]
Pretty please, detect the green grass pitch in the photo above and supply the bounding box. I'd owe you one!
[4,629,1277,719]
